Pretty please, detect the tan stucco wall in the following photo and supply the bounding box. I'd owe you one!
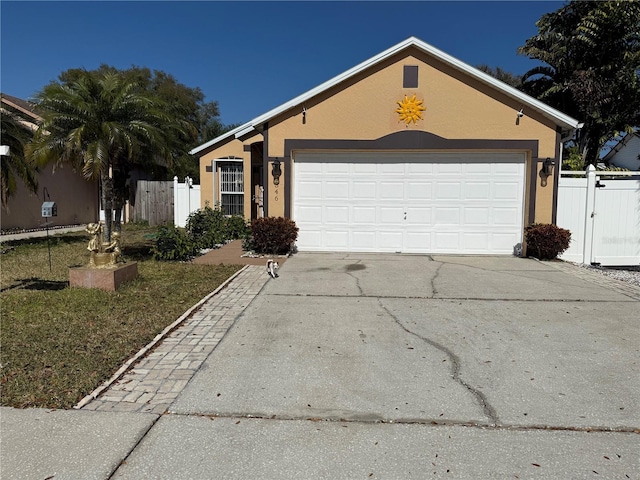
[198,132,262,219]
[198,47,562,224]
[265,48,559,223]
[1,163,99,230]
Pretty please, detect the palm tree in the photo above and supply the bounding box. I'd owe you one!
[1,109,39,208]
[27,70,191,241]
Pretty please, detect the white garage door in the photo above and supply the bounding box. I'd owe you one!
[293,152,525,254]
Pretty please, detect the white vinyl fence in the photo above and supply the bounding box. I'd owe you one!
[557,165,640,266]
[173,176,201,228]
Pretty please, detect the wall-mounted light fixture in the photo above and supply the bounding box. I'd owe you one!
[272,159,282,186]
[516,108,524,125]
[540,157,555,187]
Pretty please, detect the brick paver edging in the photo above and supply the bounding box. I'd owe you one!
[74,265,250,410]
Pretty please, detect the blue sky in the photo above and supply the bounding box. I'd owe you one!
[1,1,564,127]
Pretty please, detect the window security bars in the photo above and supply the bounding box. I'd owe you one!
[220,163,244,216]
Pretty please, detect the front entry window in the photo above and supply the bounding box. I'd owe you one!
[220,163,244,216]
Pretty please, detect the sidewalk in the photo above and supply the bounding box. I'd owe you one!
[0,225,86,242]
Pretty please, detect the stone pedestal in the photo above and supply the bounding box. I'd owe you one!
[69,263,138,292]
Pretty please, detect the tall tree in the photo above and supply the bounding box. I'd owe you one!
[518,0,640,166]
[0,108,39,208]
[27,70,191,241]
[60,65,228,182]
[476,64,523,89]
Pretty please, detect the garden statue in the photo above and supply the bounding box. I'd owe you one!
[85,223,122,268]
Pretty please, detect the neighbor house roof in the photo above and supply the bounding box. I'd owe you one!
[191,36,582,155]
[1,93,42,122]
[602,131,640,163]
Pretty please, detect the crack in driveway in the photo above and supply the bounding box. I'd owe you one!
[430,261,443,297]
[377,299,500,426]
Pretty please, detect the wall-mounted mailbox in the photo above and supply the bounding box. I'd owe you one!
[42,201,57,218]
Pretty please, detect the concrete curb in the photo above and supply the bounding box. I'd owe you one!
[73,265,250,409]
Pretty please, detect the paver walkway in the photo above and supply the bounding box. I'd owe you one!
[79,265,269,414]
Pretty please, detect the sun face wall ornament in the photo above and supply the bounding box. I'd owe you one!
[396,94,426,125]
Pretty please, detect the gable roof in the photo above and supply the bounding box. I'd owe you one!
[191,36,582,155]
[602,131,640,162]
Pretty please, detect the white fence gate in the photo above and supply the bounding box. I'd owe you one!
[557,165,640,266]
[173,176,201,228]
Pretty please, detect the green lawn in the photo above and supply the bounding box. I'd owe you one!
[1,224,241,409]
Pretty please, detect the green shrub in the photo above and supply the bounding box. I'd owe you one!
[186,207,250,250]
[186,206,227,249]
[224,215,250,240]
[525,223,571,260]
[152,225,196,261]
[249,217,299,255]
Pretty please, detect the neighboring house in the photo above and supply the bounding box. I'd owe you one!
[190,37,581,255]
[602,132,640,171]
[1,93,100,232]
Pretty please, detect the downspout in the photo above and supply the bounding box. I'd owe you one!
[211,160,218,209]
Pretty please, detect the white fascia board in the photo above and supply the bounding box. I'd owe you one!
[407,38,581,130]
[189,122,253,155]
[191,36,581,156]
[234,125,257,139]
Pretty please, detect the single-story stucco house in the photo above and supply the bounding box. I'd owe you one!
[190,37,581,255]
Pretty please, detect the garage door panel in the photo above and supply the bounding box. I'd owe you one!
[379,182,404,200]
[378,231,403,250]
[407,163,434,174]
[352,206,376,224]
[407,182,432,201]
[353,164,378,175]
[462,233,490,251]
[435,207,461,225]
[353,182,377,199]
[493,182,521,200]
[297,180,322,199]
[435,232,460,250]
[465,182,490,200]
[379,207,404,225]
[466,163,492,174]
[293,152,525,254]
[405,232,432,251]
[296,205,322,223]
[436,163,463,174]
[406,206,431,224]
[435,182,462,200]
[324,182,349,200]
[492,233,520,251]
[464,207,489,225]
[493,163,523,175]
[380,163,405,175]
[325,230,349,249]
[325,206,349,224]
[297,229,323,248]
[493,207,519,225]
[325,163,350,174]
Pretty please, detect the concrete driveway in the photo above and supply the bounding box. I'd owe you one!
[115,254,639,478]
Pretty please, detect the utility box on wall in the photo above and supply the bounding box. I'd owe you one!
[42,201,57,218]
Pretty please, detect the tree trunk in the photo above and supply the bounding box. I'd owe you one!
[101,172,114,243]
